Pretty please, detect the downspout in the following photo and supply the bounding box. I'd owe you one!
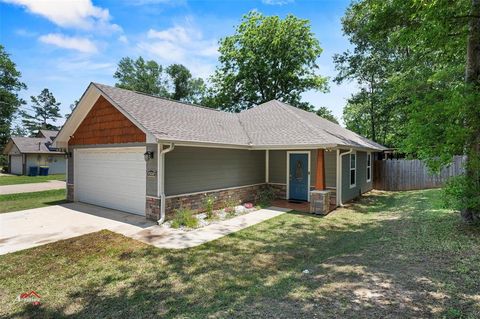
[157,142,175,225]
[336,148,354,207]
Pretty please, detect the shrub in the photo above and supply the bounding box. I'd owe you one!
[224,196,238,216]
[203,194,216,219]
[0,155,7,167]
[257,186,276,207]
[443,175,480,214]
[171,208,198,229]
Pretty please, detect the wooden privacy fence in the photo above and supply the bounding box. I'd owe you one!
[373,156,466,191]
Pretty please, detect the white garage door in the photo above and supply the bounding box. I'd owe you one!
[75,147,146,215]
[10,155,23,175]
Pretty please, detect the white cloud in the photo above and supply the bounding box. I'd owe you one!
[118,35,129,44]
[3,0,121,31]
[39,33,98,54]
[262,0,294,5]
[138,23,219,78]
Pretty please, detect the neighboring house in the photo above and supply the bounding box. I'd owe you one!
[3,130,66,175]
[54,83,385,222]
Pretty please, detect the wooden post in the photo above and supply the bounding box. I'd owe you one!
[315,149,325,190]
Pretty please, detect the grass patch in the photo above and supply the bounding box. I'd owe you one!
[0,189,479,318]
[0,174,65,186]
[171,208,199,229]
[0,189,66,213]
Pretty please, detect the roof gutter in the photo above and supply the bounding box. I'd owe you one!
[336,148,354,207]
[157,142,175,225]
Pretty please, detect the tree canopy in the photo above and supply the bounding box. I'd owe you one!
[209,11,328,112]
[0,45,26,148]
[337,0,480,221]
[114,57,206,104]
[20,88,61,134]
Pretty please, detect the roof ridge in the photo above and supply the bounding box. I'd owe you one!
[92,82,224,113]
[235,113,253,146]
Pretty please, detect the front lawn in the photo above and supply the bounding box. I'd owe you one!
[1,189,479,318]
[0,189,67,213]
[0,174,66,186]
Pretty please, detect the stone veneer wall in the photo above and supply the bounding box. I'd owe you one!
[67,183,74,202]
[146,196,161,221]
[158,184,266,221]
[268,183,286,199]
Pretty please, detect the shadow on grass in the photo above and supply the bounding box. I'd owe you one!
[3,189,480,319]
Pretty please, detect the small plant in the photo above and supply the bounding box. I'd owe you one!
[203,194,216,219]
[171,208,198,229]
[257,186,276,207]
[224,196,238,216]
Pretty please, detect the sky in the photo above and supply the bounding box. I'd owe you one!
[0,0,356,127]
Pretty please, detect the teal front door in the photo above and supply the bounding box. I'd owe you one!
[289,153,308,201]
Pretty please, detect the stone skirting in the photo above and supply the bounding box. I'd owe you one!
[310,190,335,215]
[163,184,266,220]
[267,183,286,199]
[146,196,161,221]
[67,183,74,202]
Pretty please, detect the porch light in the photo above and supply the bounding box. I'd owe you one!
[64,151,72,159]
[144,151,154,161]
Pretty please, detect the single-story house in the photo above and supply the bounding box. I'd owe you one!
[54,83,385,223]
[3,130,66,175]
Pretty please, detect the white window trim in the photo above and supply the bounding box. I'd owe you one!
[366,152,372,183]
[286,151,311,202]
[349,152,356,189]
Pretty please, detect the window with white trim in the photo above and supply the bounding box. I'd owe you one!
[366,153,372,182]
[350,153,356,188]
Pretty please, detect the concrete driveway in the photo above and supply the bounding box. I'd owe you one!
[0,203,155,255]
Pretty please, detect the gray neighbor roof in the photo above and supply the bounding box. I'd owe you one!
[10,136,63,154]
[94,83,386,151]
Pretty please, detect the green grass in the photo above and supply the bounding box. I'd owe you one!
[0,189,67,213]
[0,189,479,318]
[0,174,65,186]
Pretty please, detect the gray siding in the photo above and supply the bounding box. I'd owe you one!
[145,143,157,196]
[268,150,317,187]
[342,151,373,203]
[325,150,336,188]
[165,146,265,196]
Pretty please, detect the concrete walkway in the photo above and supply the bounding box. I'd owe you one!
[0,180,66,195]
[0,203,289,254]
[132,207,290,249]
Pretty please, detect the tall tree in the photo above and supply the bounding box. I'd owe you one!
[20,88,61,134]
[166,64,206,103]
[315,107,338,124]
[338,0,480,221]
[209,11,328,112]
[114,57,167,96]
[0,45,26,149]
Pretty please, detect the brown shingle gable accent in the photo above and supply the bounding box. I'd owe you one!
[69,96,146,145]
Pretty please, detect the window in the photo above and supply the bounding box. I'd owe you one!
[366,153,372,182]
[350,153,356,188]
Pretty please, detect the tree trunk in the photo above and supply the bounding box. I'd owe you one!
[462,0,480,222]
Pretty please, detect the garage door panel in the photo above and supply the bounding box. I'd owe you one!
[11,155,23,175]
[75,147,146,216]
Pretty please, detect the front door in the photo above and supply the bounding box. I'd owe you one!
[289,153,308,201]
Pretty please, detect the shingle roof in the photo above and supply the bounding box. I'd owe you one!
[10,137,63,154]
[93,83,386,151]
[95,83,250,146]
[38,130,58,141]
[239,100,386,149]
